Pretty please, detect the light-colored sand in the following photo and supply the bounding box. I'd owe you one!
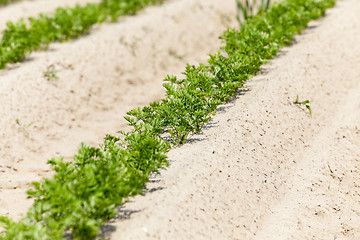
[0,0,237,220]
[103,0,360,239]
[1,0,360,239]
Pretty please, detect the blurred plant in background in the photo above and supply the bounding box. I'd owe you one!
[236,0,271,24]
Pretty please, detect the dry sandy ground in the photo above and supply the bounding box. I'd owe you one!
[104,0,360,239]
[0,0,237,220]
[0,0,359,239]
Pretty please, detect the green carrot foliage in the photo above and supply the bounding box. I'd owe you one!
[0,0,335,238]
[0,0,165,69]
[0,0,22,6]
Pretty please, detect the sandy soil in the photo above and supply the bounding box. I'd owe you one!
[0,0,359,239]
[0,0,237,220]
[104,0,360,239]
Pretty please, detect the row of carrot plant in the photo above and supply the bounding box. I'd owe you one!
[0,0,336,239]
[0,0,165,69]
[0,0,21,6]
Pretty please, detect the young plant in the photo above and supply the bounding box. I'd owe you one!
[15,118,35,135]
[294,95,312,118]
[236,0,271,24]
[0,0,166,69]
[44,64,58,81]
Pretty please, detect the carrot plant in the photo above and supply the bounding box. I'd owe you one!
[44,64,58,81]
[236,0,272,24]
[15,118,35,136]
[294,95,312,117]
[0,0,166,69]
[0,0,22,6]
[0,0,335,239]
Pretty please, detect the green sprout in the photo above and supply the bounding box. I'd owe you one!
[294,95,312,118]
[236,0,271,24]
[44,64,58,81]
[16,118,35,135]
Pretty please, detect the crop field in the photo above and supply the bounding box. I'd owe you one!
[0,0,359,239]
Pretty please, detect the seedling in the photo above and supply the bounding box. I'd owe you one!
[119,37,139,56]
[16,118,35,135]
[294,95,312,118]
[44,64,58,81]
[169,49,184,61]
[236,0,271,24]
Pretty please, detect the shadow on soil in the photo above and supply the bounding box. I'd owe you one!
[97,177,165,238]
[96,75,258,238]
[98,208,142,239]
[95,74,262,239]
